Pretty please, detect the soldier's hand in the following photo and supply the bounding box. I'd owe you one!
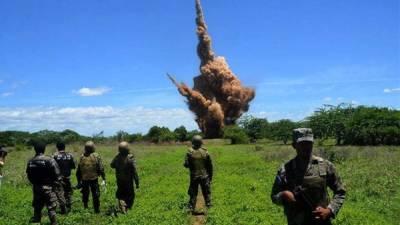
[101,180,106,186]
[281,191,296,204]
[313,206,332,220]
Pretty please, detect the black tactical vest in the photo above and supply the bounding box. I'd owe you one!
[54,152,74,177]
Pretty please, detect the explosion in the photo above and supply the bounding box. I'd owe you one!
[168,0,255,138]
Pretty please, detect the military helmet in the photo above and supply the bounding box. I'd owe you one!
[292,128,314,143]
[118,141,130,154]
[192,135,203,145]
[84,141,95,152]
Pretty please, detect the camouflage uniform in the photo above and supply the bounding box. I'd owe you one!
[271,128,346,225]
[76,142,105,213]
[0,148,8,187]
[53,149,76,213]
[26,153,60,225]
[110,142,139,213]
[184,136,213,210]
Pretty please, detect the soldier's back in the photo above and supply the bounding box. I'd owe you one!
[27,155,56,185]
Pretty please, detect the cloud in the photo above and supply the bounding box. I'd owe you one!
[1,92,14,97]
[74,87,111,97]
[323,97,332,102]
[383,88,400,93]
[0,106,197,135]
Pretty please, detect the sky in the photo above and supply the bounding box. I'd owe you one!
[0,0,399,136]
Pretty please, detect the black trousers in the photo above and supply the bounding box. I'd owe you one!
[81,179,100,211]
[187,176,211,208]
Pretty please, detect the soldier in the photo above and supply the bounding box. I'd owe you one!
[76,141,106,213]
[0,146,8,188]
[110,142,139,214]
[271,128,346,225]
[26,141,60,225]
[53,141,76,214]
[184,135,213,211]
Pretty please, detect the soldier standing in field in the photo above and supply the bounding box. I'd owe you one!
[271,128,346,225]
[0,146,8,188]
[76,141,106,213]
[110,141,139,214]
[53,141,76,214]
[184,135,213,211]
[26,141,60,225]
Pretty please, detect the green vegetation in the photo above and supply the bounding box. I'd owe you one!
[0,143,399,224]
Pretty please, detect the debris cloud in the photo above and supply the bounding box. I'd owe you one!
[169,0,255,138]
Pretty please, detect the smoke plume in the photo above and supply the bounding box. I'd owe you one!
[168,0,255,138]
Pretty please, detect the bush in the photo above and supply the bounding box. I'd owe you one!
[223,126,249,144]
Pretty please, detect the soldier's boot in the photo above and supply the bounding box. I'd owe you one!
[118,199,127,214]
[66,203,72,213]
[60,205,67,215]
[93,198,100,214]
[188,195,197,211]
[204,195,212,208]
[48,211,57,225]
[29,208,42,223]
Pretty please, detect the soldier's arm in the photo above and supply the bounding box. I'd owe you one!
[183,152,190,168]
[49,158,62,182]
[326,161,346,218]
[26,161,34,184]
[76,163,82,183]
[70,154,76,170]
[271,165,287,205]
[206,154,213,180]
[110,157,116,169]
[96,155,106,181]
[130,158,139,188]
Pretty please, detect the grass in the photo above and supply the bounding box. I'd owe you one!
[0,143,399,225]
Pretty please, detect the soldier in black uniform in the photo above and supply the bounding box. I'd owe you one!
[53,141,76,214]
[26,141,60,225]
[184,135,213,211]
[110,142,139,213]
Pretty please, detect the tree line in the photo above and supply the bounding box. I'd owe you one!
[0,104,399,147]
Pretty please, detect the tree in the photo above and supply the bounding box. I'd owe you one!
[239,115,268,141]
[174,126,188,142]
[268,119,297,144]
[146,126,176,143]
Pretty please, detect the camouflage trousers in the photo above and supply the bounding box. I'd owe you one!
[81,179,100,213]
[54,177,73,213]
[187,176,211,209]
[31,185,58,225]
[116,181,135,213]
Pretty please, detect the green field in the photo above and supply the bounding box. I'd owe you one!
[0,143,399,225]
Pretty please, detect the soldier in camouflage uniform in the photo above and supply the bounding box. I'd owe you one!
[184,135,213,211]
[271,128,346,225]
[26,141,60,225]
[53,141,76,214]
[110,142,139,214]
[0,147,8,188]
[76,141,106,213]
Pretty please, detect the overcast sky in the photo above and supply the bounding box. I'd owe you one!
[0,0,399,135]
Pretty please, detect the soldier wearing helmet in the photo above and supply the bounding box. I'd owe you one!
[110,141,139,214]
[184,135,213,211]
[76,141,106,213]
[271,128,346,225]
